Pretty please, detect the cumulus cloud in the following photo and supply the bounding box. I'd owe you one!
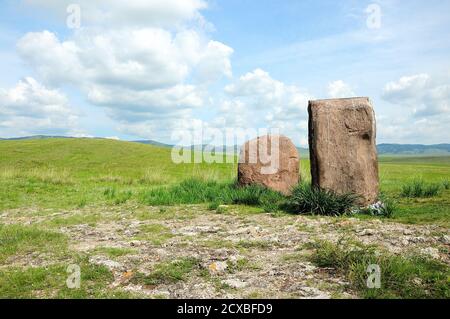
[327,80,356,98]
[378,74,450,143]
[219,69,313,146]
[0,77,81,137]
[17,1,233,140]
[383,74,450,117]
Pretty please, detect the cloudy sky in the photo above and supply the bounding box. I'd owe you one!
[0,0,449,146]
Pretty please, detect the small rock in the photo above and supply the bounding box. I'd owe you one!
[89,256,124,271]
[420,247,440,259]
[410,237,426,244]
[208,261,228,275]
[130,240,141,247]
[222,279,247,289]
[403,229,413,235]
[358,229,376,236]
[441,235,450,245]
[412,277,423,286]
[124,229,140,236]
[238,135,299,195]
[299,286,330,299]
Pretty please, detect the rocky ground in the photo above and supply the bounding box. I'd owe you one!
[1,204,449,299]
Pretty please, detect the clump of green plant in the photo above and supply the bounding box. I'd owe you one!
[309,240,449,299]
[0,256,130,298]
[0,224,67,263]
[284,183,358,216]
[114,190,132,205]
[103,187,132,204]
[77,198,87,208]
[207,201,220,211]
[442,179,449,190]
[138,178,285,208]
[357,195,396,218]
[401,179,442,198]
[103,187,116,199]
[131,258,199,286]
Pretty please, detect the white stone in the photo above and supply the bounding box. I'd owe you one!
[222,279,247,289]
[208,261,228,275]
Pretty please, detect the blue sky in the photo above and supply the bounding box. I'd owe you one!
[0,0,449,145]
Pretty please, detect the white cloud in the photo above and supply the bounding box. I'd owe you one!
[16,2,233,140]
[87,84,204,113]
[383,74,430,104]
[378,73,450,143]
[383,74,450,117]
[219,69,313,146]
[17,29,232,90]
[0,77,81,137]
[327,80,356,98]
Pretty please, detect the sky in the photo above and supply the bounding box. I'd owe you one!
[0,0,449,146]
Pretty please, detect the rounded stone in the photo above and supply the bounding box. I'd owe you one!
[238,135,300,195]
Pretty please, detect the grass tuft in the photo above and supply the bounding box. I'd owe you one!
[357,194,397,218]
[284,183,358,216]
[401,179,442,198]
[131,258,199,286]
[309,240,449,299]
[138,178,285,208]
[0,224,67,263]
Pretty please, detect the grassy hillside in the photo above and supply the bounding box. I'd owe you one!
[0,138,449,225]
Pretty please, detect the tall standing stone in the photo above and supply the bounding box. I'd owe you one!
[308,97,379,205]
[238,135,300,195]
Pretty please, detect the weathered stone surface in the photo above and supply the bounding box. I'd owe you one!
[238,135,299,195]
[308,97,379,205]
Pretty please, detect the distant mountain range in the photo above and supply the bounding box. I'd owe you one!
[1,135,449,156]
[0,135,74,141]
[377,144,450,155]
[132,141,450,156]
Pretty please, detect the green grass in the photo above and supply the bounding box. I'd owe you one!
[401,179,442,198]
[309,241,450,299]
[0,139,449,225]
[43,213,105,228]
[0,138,236,210]
[91,247,136,258]
[139,178,285,208]
[284,183,359,216]
[0,224,67,263]
[0,258,136,299]
[131,258,200,286]
[0,139,449,299]
[376,156,450,226]
[135,224,174,245]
